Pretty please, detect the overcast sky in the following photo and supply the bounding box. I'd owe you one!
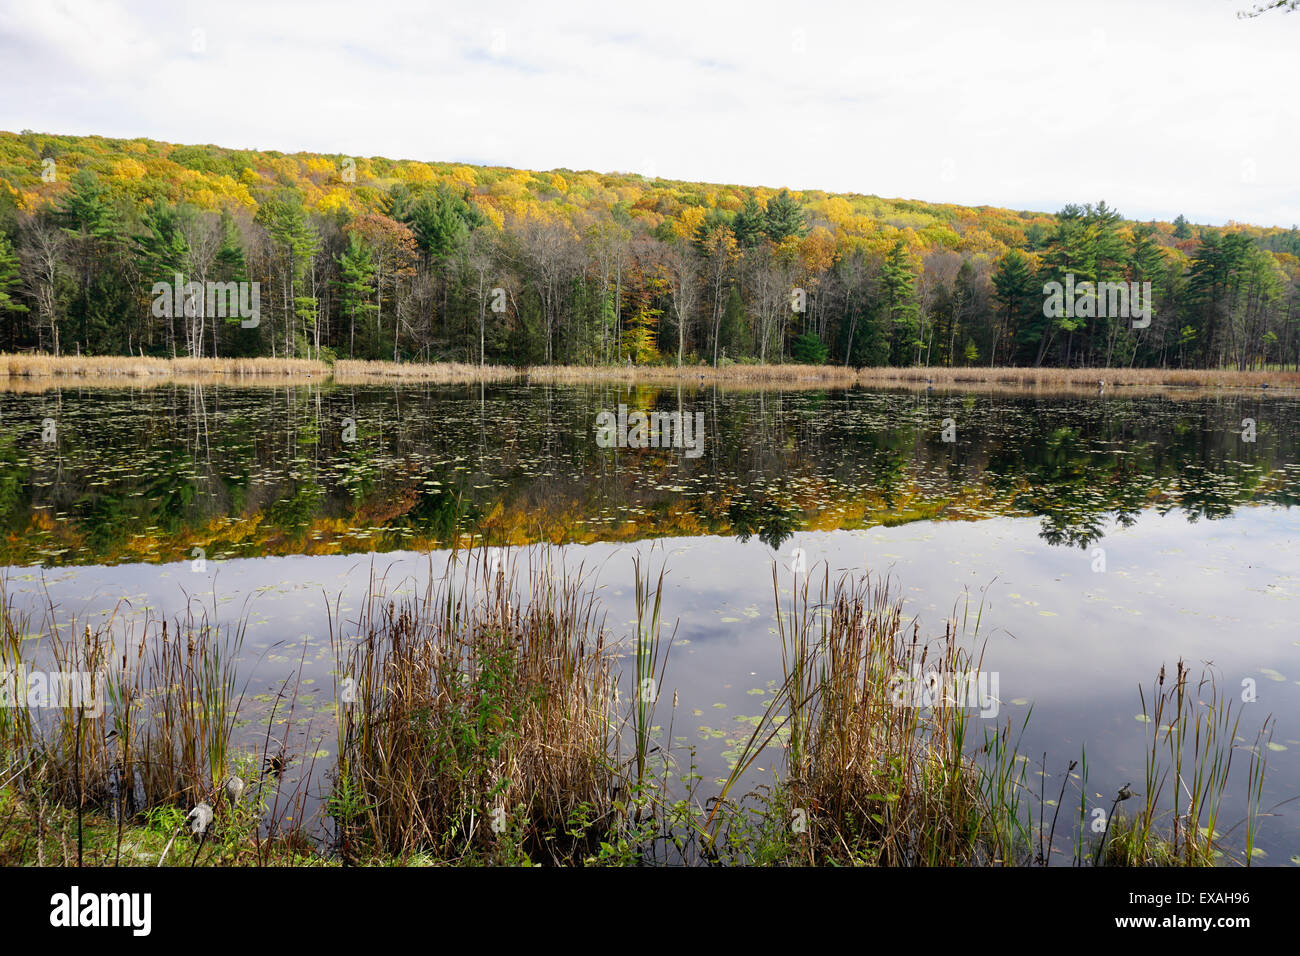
[1,0,1297,227]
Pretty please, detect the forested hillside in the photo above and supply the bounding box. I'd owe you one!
[1,130,1297,369]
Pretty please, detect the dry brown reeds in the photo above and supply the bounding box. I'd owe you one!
[3,352,1295,394]
[770,565,1018,865]
[329,549,619,862]
[0,353,329,381]
[856,365,1300,390]
[0,581,250,844]
[331,359,518,384]
[526,362,863,387]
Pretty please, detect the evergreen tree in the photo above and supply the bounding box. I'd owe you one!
[0,233,28,348]
[790,330,828,364]
[133,201,189,281]
[336,231,379,359]
[214,212,258,357]
[400,185,485,264]
[762,189,806,243]
[992,248,1046,364]
[731,197,766,248]
[879,240,920,364]
[256,194,320,357]
[56,170,125,354]
[718,285,746,358]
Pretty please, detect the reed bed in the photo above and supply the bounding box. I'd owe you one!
[1094,660,1275,866]
[0,579,278,865]
[0,586,247,813]
[2,353,1295,394]
[328,549,619,863]
[526,362,863,386]
[0,353,329,380]
[857,365,1300,390]
[0,374,341,394]
[748,565,1277,867]
[332,359,518,383]
[525,362,1299,392]
[762,566,1020,865]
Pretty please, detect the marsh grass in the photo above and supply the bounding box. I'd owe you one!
[3,353,1295,394]
[0,588,244,813]
[527,363,863,387]
[627,554,673,803]
[328,548,619,863]
[332,359,517,383]
[766,565,1026,865]
[1088,660,1276,866]
[511,362,1300,394]
[0,578,307,865]
[856,365,1300,391]
[0,353,328,380]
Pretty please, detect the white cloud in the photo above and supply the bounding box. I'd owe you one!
[1,0,1297,226]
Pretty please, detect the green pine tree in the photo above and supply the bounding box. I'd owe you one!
[880,240,920,364]
[762,189,805,243]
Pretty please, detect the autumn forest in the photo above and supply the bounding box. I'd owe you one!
[0,130,1298,371]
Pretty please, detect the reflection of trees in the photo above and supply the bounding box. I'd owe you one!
[264,472,323,535]
[1173,466,1240,523]
[728,496,801,550]
[3,385,1300,565]
[0,434,29,530]
[399,483,482,541]
[1000,427,1115,549]
[982,399,1297,549]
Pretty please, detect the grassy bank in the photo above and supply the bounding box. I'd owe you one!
[2,353,1297,392]
[855,365,1300,390]
[524,362,863,387]
[0,550,1280,866]
[0,353,329,380]
[332,359,517,384]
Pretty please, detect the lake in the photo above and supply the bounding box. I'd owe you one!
[3,380,1298,863]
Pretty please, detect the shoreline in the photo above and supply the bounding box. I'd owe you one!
[0,353,1297,393]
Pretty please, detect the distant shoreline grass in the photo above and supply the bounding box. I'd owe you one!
[332,358,517,384]
[0,352,1297,393]
[0,353,330,379]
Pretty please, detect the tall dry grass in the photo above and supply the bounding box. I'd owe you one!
[331,359,518,383]
[766,566,1019,865]
[0,353,328,380]
[4,353,1295,393]
[526,363,863,386]
[329,549,619,863]
[526,363,1300,391]
[857,365,1300,390]
[0,552,1279,868]
[1097,660,1274,866]
[0,580,256,867]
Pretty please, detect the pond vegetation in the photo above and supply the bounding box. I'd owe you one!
[0,545,1280,867]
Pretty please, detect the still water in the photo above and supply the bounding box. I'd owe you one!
[3,381,1298,862]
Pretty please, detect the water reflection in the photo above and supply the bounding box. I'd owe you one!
[0,383,1296,565]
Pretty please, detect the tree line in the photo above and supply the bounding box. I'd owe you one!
[1,133,1297,370]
